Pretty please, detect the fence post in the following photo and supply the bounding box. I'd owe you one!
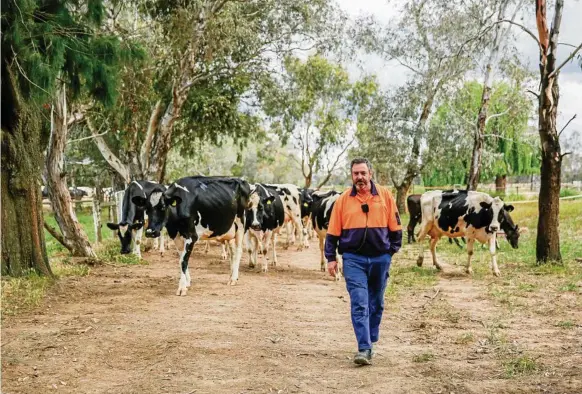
[92,196,102,244]
[114,191,124,223]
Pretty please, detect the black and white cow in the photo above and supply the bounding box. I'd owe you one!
[311,190,341,279]
[265,183,307,250]
[106,180,169,257]
[407,193,465,249]
[299,187,315,242]
[245,184,285,272]
[416,190,520,276]
[106,181,150,256]
[139,176,251,295]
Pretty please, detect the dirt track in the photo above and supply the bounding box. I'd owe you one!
[2,238,581,394]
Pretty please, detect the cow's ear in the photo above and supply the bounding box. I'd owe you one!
[165,196,182,207]
[132,196,147,207]
[479,201,492,209]
[107,223,119,230]
[130,222,144,230]
[504,204,515,212]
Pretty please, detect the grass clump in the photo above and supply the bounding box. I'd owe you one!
[503,354,541,378]
[413,352,435,363]
[555,320,576,329]
[95,240,146,265]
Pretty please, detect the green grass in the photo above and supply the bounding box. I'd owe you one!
[44,208,115,258]
[1,260,90,316]
[385,264,438,301]
[95,239,146,265]
[560,188,581,198]
[412,352,435,363]
[455,332,475,345]
[555,320,576,329]
[503,355,541,378]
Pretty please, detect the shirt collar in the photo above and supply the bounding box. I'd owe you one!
[350,180,378,196]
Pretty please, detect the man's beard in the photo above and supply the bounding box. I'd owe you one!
[355,180,368,189]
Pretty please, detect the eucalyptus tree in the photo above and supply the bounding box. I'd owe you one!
[259,55,378,188]
[354,0,491,208]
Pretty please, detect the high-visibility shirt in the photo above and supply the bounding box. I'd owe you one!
[325,181,402,262]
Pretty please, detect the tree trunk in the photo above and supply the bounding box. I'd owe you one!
[467,0,513,191]
[1,64,52,277]
[535,0,562,263]
[304,173,312,189]
[395,184,410,214]
[495,174,507,194]
[44,84,95,258]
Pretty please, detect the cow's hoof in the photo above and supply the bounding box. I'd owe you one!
[320,266,326,272]
[435,264,443,271]
[493,270,500,277]
[249,262,255,268]
[416,257,424,267]
[465,267,473,275]
[262,267,268,273]
[227,279,238,286]
[176,288,188,296]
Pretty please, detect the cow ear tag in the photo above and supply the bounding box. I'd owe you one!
[267,200,272,205]
[303,203,308,207]
[171,200,177,207]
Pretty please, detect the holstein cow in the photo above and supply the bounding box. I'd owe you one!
[299,187,315,243]
[139,176,250,295]
[407,194,465,248]
[265,183,307,250]
[311,190,341,279]
[245,184,285,272]
[106,180,168,257]
[416,190,520,276]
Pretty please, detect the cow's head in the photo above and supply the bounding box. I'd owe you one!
[499,204,520,249]
[300,188,314,218]
[106,221,144,254]
[246,185,276,232]
[479,197,506,233]
[132,185,169,238]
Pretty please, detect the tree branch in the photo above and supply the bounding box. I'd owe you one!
[558,114,577,137]
[496,19,543,52]
[560,151,572,158]
[140,100,164,172]
[485,107,511,124]
[548,42,582,79]
[87,118,130,182]
[44,221,73,253]
[316,139,354,189]
[526,89,540,98]
[67,129,109,144]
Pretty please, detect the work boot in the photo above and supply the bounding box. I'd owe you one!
[354,349,372,365]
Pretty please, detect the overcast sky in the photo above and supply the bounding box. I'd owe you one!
[335,0,582,148]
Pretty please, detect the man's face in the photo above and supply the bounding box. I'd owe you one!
[351,163,372,192]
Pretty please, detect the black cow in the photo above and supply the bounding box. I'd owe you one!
[139,176,251,295]
[416,190,520,276]
[69,187,88,200]
[106,180,160,256]
[245,184,285,272]
[407,194,465,248]
[311,190,341,279]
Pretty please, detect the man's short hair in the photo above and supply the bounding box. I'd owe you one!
[350,158,372,172]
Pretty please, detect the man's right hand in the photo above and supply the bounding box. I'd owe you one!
[327,261,338,277]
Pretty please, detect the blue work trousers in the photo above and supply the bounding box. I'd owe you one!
[343,252,392,351]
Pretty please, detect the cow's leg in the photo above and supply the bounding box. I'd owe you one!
[293,214,306,251]
[177,236,195,296]
[416,223,430,267]
[465,237,475,275]
[204,241,210,254]
[133,227,143,258]
[284,222,293,249]
[319,235,326,272]
[271,231,278,267]
[261,231,273,273]
[453,238,463,249]
[159,231,166,256]
[335,254,343,281]
[221,241,228,260]
[228,218,245,286]
[248,234,259,269]
[489,235,500,277]
[429,237,442,270]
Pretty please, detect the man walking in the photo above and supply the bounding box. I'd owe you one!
[325,158,402,365]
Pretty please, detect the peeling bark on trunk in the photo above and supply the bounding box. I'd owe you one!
[535,0,562,263]
[1,64,52,277]
[495,174,507,194]
[45,84,95,258]
[87,118,130,183]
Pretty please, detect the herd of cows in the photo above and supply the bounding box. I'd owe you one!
[86,176,522,295]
